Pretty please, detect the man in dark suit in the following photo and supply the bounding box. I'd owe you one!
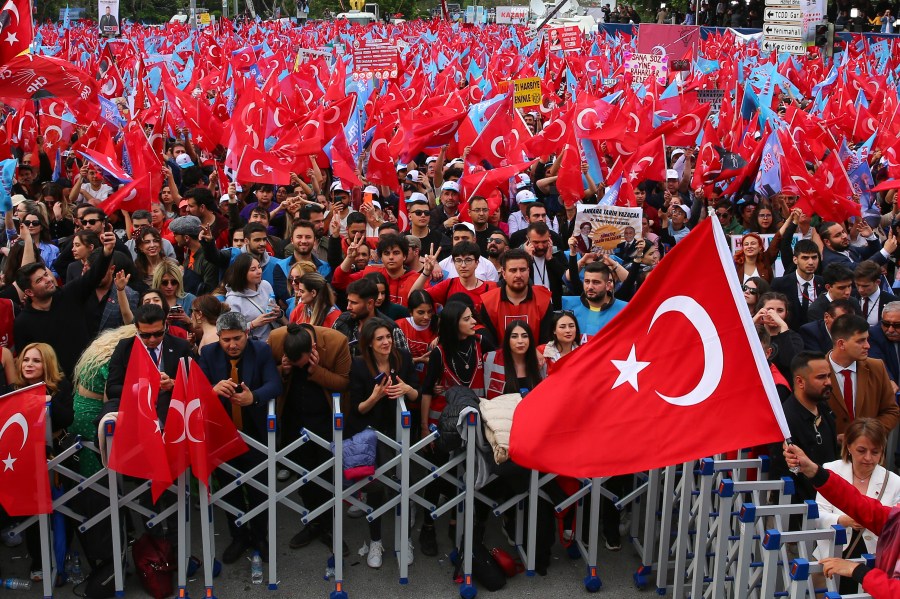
[798,299,859,353]
[523,222,568,309]
[770,239,824,329]
[807,263,859,322]
[104,304,195,421]
[198,311,282,565]
[819,220,892,269]
[867,301,900,389]
[826,314,900,440]
[268,324,351,553]
[854,260,900,327]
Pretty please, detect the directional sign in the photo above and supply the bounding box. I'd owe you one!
[764,7,803,21]
[763,23,803,37]
[765,0,800,5]
[761,38,807,54]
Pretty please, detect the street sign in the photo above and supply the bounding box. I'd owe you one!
[764,7,803,21]
[763,23,803,37]
[761,38,807,54]
[765,0,801,5]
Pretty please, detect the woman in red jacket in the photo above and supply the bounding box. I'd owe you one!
[785,443,900,597]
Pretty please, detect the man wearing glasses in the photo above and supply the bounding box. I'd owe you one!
[405,193,450,258]
[411,240,497,312]
[485,232,509,276]
[467,196,501,253]
[769,351,838,510]
[103,304,195,423]
[867,302,900,390]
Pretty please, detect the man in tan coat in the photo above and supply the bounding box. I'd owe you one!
[827,314,900,441]
[268,323,351,554]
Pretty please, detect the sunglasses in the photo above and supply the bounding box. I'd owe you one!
[488,237,506,244]
[22,219,41,227]
[288,276,303,284]
[82,218,105,226]
[138,330,166,339]
[715,211,730,218]
[883,320,900,329]
[160,279,179,287]
[741,285,759,295]
[409,210,429,217]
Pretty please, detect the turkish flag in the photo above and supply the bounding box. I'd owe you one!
[97,173,152,216]
[235,145,291,185]
[509,218,790,477]
[0,0,33,67]
[108,342,171,503]
[185,359,248,485]
[0,384,52,516]
[653,104,711,148]
[330,132,363,189]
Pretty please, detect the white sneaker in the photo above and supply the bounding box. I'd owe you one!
[407,538,414,566]
[348,493,367,518]
[367,540,384,569]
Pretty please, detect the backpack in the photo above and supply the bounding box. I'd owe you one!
[451,540,507,592]
[436,386,481,454]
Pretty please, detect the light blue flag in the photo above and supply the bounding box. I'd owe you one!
[754,132,783,198]
[580,138,604,187]
[0,159,16,212]
[598,176,622,206]
[62,6,70,30]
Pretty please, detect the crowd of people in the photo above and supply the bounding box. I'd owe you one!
[2,12,900,596]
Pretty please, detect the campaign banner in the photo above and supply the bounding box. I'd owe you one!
[548,26,581,52]
[624,52,668,86]
[636,24,700,69]
[513,77,541,108]
[496,6,529,24]
[697,89,725,111]
[575,204,643,252]
[351,40,399,81]
[98,0,120,37]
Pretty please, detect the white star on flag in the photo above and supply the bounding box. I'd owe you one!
[5,32,17,45]
[610,345,650,392]
[2,453,15,471]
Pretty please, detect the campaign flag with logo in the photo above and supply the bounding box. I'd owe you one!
[509,217,790,477]
[0,383,51,515]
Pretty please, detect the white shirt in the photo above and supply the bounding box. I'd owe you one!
[861,289,881,326]
[532,255,550,289]
[82,182,113,203]
[438,255,499,283]
[508,211,529,235]
[828,355,857,415]
[796,272,817,304]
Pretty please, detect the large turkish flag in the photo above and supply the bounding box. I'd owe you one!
[0,384,51,515]
[509,217,790,477]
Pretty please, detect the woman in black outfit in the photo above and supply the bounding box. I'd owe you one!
[346,317,419,569]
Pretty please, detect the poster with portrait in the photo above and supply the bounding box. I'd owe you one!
[98,0,120,36]
[574,204,643,252]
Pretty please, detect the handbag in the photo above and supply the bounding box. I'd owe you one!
[132,533,175,599]
[490,547,524,578]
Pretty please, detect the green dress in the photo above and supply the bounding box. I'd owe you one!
[69,362,109,477]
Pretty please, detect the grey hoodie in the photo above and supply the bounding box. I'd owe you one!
[225,279,277,341]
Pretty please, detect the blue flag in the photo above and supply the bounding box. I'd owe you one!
[0,159,16,212]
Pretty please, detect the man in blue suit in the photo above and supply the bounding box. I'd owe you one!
[867,301,900,390]
[198,311,282,565]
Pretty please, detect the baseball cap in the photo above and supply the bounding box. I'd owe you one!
[10,194,26,207]
[516,189,537,203]
[371,200,382,210]
[363,185,380,197]
[665,169,679,180]
[330,180,349,194]
[515,174,532,190]
[406,192,429,205]
[405,235,421,249]
[396,162,408,171]
[175,154,195,168]
[440,181,460,193]
[452,222,476,235]
[671,203,690,218]
[425,156,438,165]
[406,170,425,183]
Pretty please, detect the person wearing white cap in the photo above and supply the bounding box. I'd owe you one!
[664,165,690,207]
[659,202,693,246]
[509,189,538,235]
[406,193,451,258]
[430,181,463,234]
[360,185,385,238]
[325,180,355,238]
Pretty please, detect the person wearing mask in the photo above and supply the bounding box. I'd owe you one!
[198,311,282,564]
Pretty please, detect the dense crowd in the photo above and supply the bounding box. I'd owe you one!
[3,13,900,595]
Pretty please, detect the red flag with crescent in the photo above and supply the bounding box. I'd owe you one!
[0,384,51,516]
[0,0,33,66]
[509,218,790,477]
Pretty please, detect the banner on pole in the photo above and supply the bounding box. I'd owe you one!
[574,204,643,251]
[513,77,542,108]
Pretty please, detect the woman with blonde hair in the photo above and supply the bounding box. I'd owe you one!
[152,258,196,331]
[68,325,137,477]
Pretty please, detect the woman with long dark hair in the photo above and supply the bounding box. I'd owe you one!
[289,272,340,328]
[134,225,165,286]
[20,204,59,276]
[224,253,280,341]
[364,271,410,320]
[346,317,419,569]
[484,320,546,399]
[537,310,580,373]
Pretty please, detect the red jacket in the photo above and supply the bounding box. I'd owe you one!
[331,265,419,307]
[816,469,900,597]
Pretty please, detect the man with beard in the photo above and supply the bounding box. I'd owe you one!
[430,181,463,235]
[769,351,839,505]
[332,278,408,356]
[485,231,509,276]
[325,181,354,238]
[298,203,328,261]
[468,196,501,253]
[523,222,568,308]
[479,248,553,343]
[282,220,331,281]
[819,221,892,269]
[563,261,627,343]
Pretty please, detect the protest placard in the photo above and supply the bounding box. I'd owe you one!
[575,205,643,251]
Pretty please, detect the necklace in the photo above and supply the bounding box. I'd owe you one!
[854,471,871,483]
[454,343,474,370]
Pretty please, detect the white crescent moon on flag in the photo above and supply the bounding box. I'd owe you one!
[250,160,266,177]
[0,413,28,450]
[576,108,597,131]
[648,296,723,407]
[490,136,505,158]
[184,399,202,443]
